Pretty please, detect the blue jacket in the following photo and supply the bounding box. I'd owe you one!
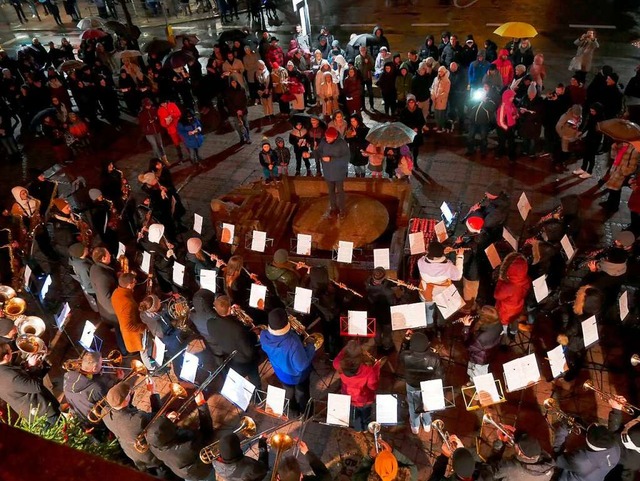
[557,444,621,481]
[468,59,490,87]
[260,329,315,385]
[177,119,204,149]
[309,138,350,182]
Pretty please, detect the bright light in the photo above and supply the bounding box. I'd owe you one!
[471,89,486,102]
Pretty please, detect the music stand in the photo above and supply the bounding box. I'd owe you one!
[253,389,291,420]
[461,379,506,411]
[244,232,274,252]
[290,235,314,256]
[411,385,456,413]
[339,316,376,338]
[331,246,363,263]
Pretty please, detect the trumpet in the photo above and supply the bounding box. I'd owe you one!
[231,305,267,332]
[543,398,585,435]
[331,280,364,298]
[432,419,453,452]
[87,360,148,423]
[583,380,639,415]
[482,413,515,445]
[368,421,382,453]
[387,278,420,291]
[134,383,188,453]
[199,416,257,463]
[288,313,324,350]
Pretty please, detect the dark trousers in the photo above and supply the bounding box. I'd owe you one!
[630,211,640,237]
[351,404,372,432]
[382,92,396,116]
[282,376,310,414]
[294,150,310,173]
[603,188,622,210]
[362,79,374,109]
[467,123,490,154]
[496,126,516,160]
[326,180,345,213]
[580,145,598,173]
[13,3,28,21]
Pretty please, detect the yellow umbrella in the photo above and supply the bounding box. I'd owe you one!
[493,22,538,38]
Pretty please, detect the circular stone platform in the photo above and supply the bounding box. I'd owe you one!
[292,194,390,251]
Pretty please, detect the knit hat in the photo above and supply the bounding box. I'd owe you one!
[272,62,280,69]
[273,248,289,266]
[286,60,294,68]
[485,182,503,196]
[68,242,85,259]
[88,188,102,201]
[406,93,416,102]
[275,136,284,144]
[379,46,388,52]
[219,433,244,463]
[466,34,475,44]
[452,448,475,477]
[586,424,615,451]
[187,237,202,254]
[325,126,339,141]
[106,381,132,408]
[148,223,165,243]
[0,318,15,337]
[410,332,430,353]
[607,248,628,264]
[332,40,340,48]
[542,220,564,243]
[372,266,386,281]
[516,433,541,458]
[477,49,486,58]
[466,216,484,233]
[615,230,636,248]
[138,172,157,185]
[374,450,398,481]
[426,241,446,262]
[268,308,290,335]
[261,136,271,147]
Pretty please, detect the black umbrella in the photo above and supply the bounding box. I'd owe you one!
[289,112,323,127]
[30,108,56,131]
[104,20,128,37]
[347,33,376,48]
[144,38,174,56]
[162,50,194,69]
[218,28,248,44]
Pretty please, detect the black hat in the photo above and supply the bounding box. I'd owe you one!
[516,433,541,458]
[452,448,475,477]
[607,248,628,264]
[586,424,615,451]
[426,241,445,262]
[543,220,564,244]
[602,65,613,77]
[372,267,386,281]
[485,181,503,196]
[219,433,244,463]
[409,332,430,353]
[268,308,289,334]
[441,31,451,38]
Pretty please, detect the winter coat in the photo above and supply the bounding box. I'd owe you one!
[569,36,599,72]
[212,441,268,481]
[69,256,95,294]
[556,443,620,481]
[411,70,434,102]
[419,37,439,61]
[601,84,623,120]
[440,42,462,68]
[512,44,534,69]
[138,106,162,136]
[204,312,257,364]
[492,452,555,481]
[400,106,425,146]
[430,69,451,110]
[376,65,397,97]
[89,262,117,323]
[63,371,117,420]
[308,137,350,182]
[226,83,248,115]
[398,342,445,389]
[177,118,204,149]
[609,408,640,474]
[258,149,278,169]
[112,286,146,353]
[497,89,519,130]
[556,107,583,152]
[463,322,502,365]
[468,59,490,87]
[370,25,390,60]
[345,124,370,166]
[519,95,544,139]
[190,289,216,347]
[529,54,546,89]
[468,97,496,126]
[265,45,284,70]
[605,142,640,191]
[354,52,375,81]
[157,102,181,134]
[260,329,315,385]
[0,365,59,419]
[222,58,246,90]
[493,49,514,86]
[332,348,381,406]
[242,51,260,84]
[395,66,414,102]
[494,253,532,326]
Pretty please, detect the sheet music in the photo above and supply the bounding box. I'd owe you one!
[79,321,97,351]
[503,354,540,392]
[200,269,217,293]
[373,248,390,270]
[581,315,599,348]
[440,202,454,223]
[620,290,629,322]
[251,230,267,252]
[172,262,185,286]
[40,274,52,300]
[408,232,426,255]
[347,311,368,336]
[435,220,448,243]
[503,227,518,251]
[433,284,464,320]
[220,368,256,411]
[547,344,568,378]
[193,213,203,234]
[560,235,576,261]
[141,251,151,274]
[390,302,428,330]
[484,243,501,269]
[24,265,32,288]
[376,394,398,424]
[293,287,313,314]
[337,240,354,263]
[517,192,531,221]
[118,242,126,258]
[533,274,549,303]
[296,233,312,256]
[249,283,267,310]
[153,336,166,365]
[473,373,501,406]
[265,385,286,417]
[221,223,235,244]
[56,302,71,329]
[421,379,446,412]
[179,352,199,383]
[326,393,351,427]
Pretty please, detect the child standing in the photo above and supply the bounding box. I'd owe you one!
[274,137,291,176]
[362,143,385,178]
[259,138,279,183]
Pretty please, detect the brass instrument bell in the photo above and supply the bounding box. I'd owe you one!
[17,316,46,337]
[0,285,17,303]
[4,297,26,319]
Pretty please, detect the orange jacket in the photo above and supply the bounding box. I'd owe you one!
[111,287,146,352]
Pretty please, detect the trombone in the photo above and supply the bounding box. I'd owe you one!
[583,380,639,415]
[270,432,295,481]
[63,349,125,373]
[199,416,257,463]
[543,398,585,435]
[287,313,324,350]
[482,413,515,446]
[134,383,188,453]
[432,419,452,452]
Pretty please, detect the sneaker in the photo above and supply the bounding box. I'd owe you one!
[423,423,431,433]
[411,425,420,434]
[572,168,584,175]
[579,172,592,179]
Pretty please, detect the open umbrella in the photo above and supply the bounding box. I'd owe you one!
[289,112,323,127]
[218,29,248,44]
[144,38,174,56]
[365,122,416,148]
[175,34,201,45]
[493,22,538,38]
[81,28,109,40]
[115,50,143,60]
[30,108,57,131]
[104,20,129,36]
[597,119,640,142]
[347,33,376,48]
[77,17,105,30]
[162,51,194,69]
[58,59,85,73]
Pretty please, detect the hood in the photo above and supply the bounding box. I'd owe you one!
[502,89,516,103]
[499,48,510,57]
[334,54,347,67]
[372,25,384,36]
[533,53,544,65]
[146,417,178,448]
[399,61,411,73]
[192,288,215,315]
[425,34,434,44]
[260,329,293,349]
[11,186,27,203]
[573,285,604,317]
[499,253,529,282]
[437,66,450,79]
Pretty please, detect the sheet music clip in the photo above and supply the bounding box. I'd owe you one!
[253,389,291,420]
[244,231,273,252]
[339,316,376,338]
[461,379,506,411]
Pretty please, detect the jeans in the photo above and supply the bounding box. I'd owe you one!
[406,383,431,429]
[262,165,279,179]
[282,376,310,414]
[232,114,250,142]
[353,165,366,176]
[326,180,345,212]
[362,79,374,109]
[145,133,165,158]
[187,147,201,164]
[351,404,372,432]
[424,301,436,327]
[466,361,489,379]
[417,100,430,123]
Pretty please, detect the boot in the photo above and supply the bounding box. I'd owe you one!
[176,146,184,161]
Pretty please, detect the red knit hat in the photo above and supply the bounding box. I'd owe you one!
[466,216,484,233]
[272,62,280,69]
[325,126,339,141]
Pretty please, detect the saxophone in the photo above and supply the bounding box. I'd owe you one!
[104,198,120,231]
[0,228,21,291]
[71,212,93,248]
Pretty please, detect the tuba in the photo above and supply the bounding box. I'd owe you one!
[4,297,26,320]
[199,416,257,463]
[543,398,585,435]
[168,295,192,331]
[17,316,46,337]
[287,313,323,350]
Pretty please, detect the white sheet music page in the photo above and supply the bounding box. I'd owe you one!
[376,394,398,424]
[517,192,531,221]
[265,385,286,417]
[79,321,97,351]
[220,368,256,411]
[619,290,629,322]
[390,302,428,330]
[141,251,151,274]
[193,213,203,234]
[326,393,351,427]
[251,230,267,252]
[503,354,540,391]
[118,242,126,258]
[433,284,464,320]
[179,352,199,383]
[249,283,267,310]
[435,220,448,243]
[440,202,454,223]
[373,248,390,270]
[296,233,312,255]
[293,286,313,314]
[547,344,568,378]
[533,275,549,303]
[337,241,354,263]
[200,269,217,293]
[408,232,426,255]
[473,373,501,405]
[484,243,501,269]
[581,315,599,348]
[153,337,166,365]
[347,311,368,336]
[421,379,446,412]
[172,261,186,286]
[560,235,576,261]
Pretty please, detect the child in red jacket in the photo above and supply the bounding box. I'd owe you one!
[494,252,531,339]
[332,340,381,432]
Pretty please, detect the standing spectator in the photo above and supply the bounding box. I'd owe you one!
[419,35,439,61]
[271,62,290,116]
[411,60,435,123]
[138,98,167,164]
[493,49,514,87]
[466,83,497,156]
[265,37,284,70]
[177,110,204,165]
[289,121,310,176]
[255,60,274,118]
[601,72,623,120]
[430,65,451,133]
[569,30,599,76]
[293,24,311,54]
[342,66,362,115]
[440,34,462,68]
[399,94,426,163]
[448,62,467,130]
[273,137,291,176]
[317,71,339,118]
[158,97,184,161]
[600,141,640,212]
[468,50,490,89]
[529,53,547,91]
[460,35,478,67]
[354,46,375,111]
[496,89,519,161]
[512,38,534,69]
[370,25,390,60]
[259,138,279,183]
[243,45,260,104]
[395,62,414,111]
[376,62,397,116]
[572,102,604,178]
[222,51,246,92]
[345,114,369,178]
[519,84,544,157]
[11,0,28,23]
[494,253,531,340]
[226,78,251,145]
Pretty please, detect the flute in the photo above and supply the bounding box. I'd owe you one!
[243,267,263,285]
[202,249,227,266]
[461,195,487,222]
[288,260,312,270]
[387,278,420,291]
[331,280,364,298]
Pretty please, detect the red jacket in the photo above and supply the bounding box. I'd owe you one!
[493,49,514,86]
[158,102,181,133]
[494,254,531,326]
[332,348,380,407]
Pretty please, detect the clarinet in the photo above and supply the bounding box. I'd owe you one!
[461,195,487,222]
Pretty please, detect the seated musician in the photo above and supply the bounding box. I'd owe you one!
[582,248,628,318]
[277,440,331,481]
[139,294,188,366]
[138,223,177,294]
[191,288,217,352]
[488,432,555,480]
[352,439,417,481]
[428,436,478,481]
[365,267,397,353]
[186,237,222,289]
[0,317,17,343]
[607,396,640,481]
[68,242,95,296]
[212,432,268,481]
[265,249,306,307]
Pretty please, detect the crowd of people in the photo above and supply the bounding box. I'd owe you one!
[1,17,640,481]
